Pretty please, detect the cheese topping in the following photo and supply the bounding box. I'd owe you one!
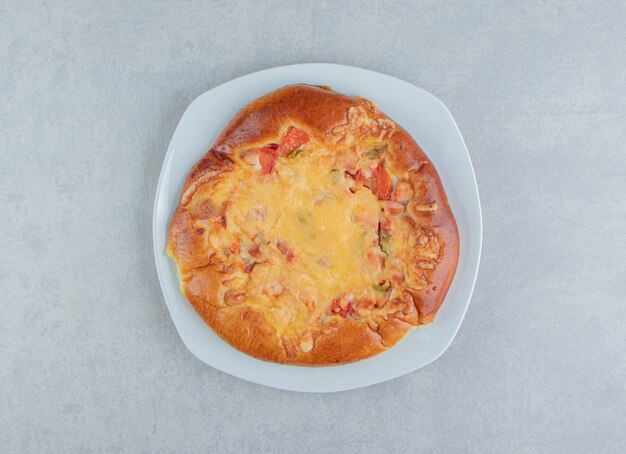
[182,128,442,344]
[207,149,383,333]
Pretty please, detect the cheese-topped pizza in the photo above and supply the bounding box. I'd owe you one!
[167,84,459,365]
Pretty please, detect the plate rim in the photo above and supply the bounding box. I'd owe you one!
[152,63,483,392]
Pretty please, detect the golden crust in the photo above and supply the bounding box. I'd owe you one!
[168,84,459,365]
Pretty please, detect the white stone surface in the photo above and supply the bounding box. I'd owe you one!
[1,1,625,452]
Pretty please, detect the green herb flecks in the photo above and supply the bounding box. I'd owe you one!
[288,148,304,158]
[363,143,388,160]
[372,281,390,292]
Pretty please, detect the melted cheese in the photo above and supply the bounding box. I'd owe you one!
[208,148,386,334]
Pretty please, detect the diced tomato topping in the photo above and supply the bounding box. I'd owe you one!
[276,240,295,262]
[259,148,277,174]
[276,127,310,157]
[248,244,261,258]
[331,299,356,318]
[243,261,257,273]
[373,165,392,200]
[340,302,356,318]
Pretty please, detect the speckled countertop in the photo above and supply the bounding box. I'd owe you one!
[1,1,625,452]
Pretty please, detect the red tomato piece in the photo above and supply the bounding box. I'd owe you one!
[276,127,310,157]
[374,165,392,200]
[331,299,356,318]
[248,244,261,258]
[259,148,277,174]
[339,302,356,318]
[276,240,295,262]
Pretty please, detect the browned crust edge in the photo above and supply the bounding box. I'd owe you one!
[167,84,459,365]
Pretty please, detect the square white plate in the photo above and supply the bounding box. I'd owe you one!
[153,63,482,392]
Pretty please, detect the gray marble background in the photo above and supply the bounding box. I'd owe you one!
[2,1,625,452]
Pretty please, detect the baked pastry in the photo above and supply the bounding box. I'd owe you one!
[167,84,459,365]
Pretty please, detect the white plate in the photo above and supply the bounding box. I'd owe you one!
[153,63,482,393]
